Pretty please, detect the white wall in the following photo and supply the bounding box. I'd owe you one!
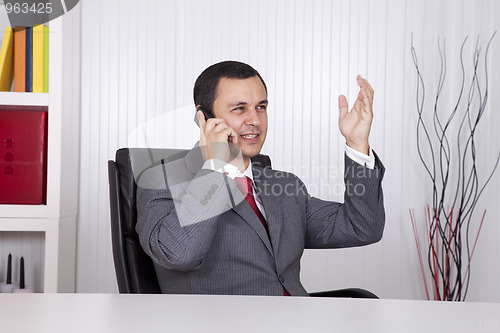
[78,0,500,301]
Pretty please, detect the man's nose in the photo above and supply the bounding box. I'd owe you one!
[245,108,261,127]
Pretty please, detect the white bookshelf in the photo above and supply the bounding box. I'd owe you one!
[0,6,80,292]
[0,92,49,105]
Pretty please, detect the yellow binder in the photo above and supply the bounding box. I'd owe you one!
[0,27,14,92]
[33,25,49,93]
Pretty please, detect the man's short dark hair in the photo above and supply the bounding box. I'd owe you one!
[193,61,267,117]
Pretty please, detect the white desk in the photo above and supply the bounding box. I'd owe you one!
[0,293,498,333]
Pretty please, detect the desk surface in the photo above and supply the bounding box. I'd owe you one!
[0,293,498,333]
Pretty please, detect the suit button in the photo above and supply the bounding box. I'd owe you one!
[201,199,207,205]
[211,184,218,190]
[278,275,285,284]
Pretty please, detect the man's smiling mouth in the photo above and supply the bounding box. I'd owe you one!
[241,134,259,139]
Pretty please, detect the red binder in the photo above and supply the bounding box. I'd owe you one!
[0,108,48,204]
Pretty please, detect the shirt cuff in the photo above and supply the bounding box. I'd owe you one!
[345,144,375,169]
[202,159,240,179]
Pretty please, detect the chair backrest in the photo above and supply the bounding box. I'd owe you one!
[108,147,272,293]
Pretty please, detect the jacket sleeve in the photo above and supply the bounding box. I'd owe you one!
[135,163,241,271]
[304,152,385,248]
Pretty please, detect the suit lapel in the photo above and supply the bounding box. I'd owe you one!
[252,166,283,257]
[230,192,273,255]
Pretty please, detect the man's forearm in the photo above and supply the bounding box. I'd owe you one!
[136,167,240,271]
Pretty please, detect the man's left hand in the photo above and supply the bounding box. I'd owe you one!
[338,75,374,155]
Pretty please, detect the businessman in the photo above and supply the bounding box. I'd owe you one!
[136,61,385,296]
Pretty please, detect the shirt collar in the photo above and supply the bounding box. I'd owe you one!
[226,160,254,183]
[242,161,254,182]
[219,160,254,183]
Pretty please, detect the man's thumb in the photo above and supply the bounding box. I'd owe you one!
[338,95,348,118]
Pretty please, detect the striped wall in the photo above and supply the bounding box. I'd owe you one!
[78,0,500,301]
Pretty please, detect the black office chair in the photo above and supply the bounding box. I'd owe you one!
[108,148,175,293]
[108,147,377,298]
[108,147,272,293]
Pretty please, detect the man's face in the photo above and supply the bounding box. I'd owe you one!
[212,76,268,162]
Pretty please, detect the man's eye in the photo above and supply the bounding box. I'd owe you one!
[257,105,267,111]
[233,107,244,111]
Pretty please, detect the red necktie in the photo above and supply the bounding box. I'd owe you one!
[234,176,269,235]
[234,176,290,296]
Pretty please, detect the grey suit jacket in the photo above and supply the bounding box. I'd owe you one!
[136,145,385,296]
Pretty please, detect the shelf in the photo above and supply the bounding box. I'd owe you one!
[0,205,47,218]
[0,217,73,233]
[0,218,49,232]
[0,92,49,107]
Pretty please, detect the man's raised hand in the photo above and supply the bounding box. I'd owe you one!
[338,75,374,155]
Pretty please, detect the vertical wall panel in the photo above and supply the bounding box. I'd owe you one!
[78,0,500,301]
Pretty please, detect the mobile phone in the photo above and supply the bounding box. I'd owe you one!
[194,107,213,127]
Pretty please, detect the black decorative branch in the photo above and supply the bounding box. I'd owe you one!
[410,31,499,301]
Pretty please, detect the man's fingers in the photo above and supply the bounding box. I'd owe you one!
[205,120,238,144]
[338,95,349,118]
[357,75,374,102]
[198,111,207,146]
[227,127,238,144]
[197,110,206,130]
[352,89,365,112]
[212,122,229,133]
[204,117,228,132]
[361,84,373,106]
[216,125,238,144]
[360,88,373,116]
[356,75,374,117]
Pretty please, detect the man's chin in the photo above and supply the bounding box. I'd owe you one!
[241,146,262,159]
